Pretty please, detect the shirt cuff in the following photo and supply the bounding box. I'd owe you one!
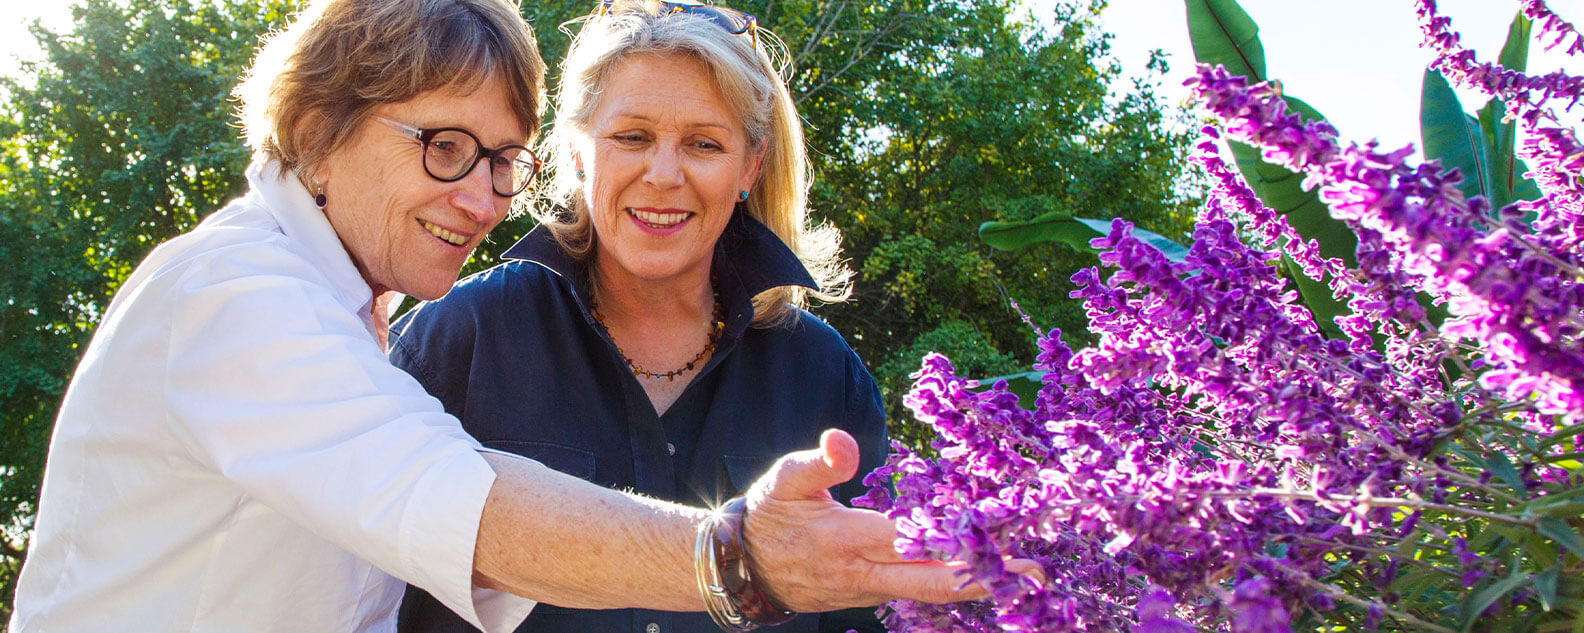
[472,585,539,633]
[397,445,537,632]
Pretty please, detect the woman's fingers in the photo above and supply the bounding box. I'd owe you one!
[740,428,1047,612]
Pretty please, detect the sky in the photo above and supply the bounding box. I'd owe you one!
[1082,0,1584,155]
[0,1,74,80]
[0,0,1579,153]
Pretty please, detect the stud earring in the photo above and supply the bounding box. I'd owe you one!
[314,186,327,209]
[738,190,749,201]
[575,170,585,180]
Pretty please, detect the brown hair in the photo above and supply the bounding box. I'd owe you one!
[236,0,546,181]
[536,2,851,327]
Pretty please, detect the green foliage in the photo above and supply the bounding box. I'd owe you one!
[873,320,1021,452]
[799,0,1196,439]
[0,0,296,619]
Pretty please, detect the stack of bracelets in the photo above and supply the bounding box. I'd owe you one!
[693,497,797,632]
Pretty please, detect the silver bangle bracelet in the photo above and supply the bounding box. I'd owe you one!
[695,505,752,631]
[694,497,795,632]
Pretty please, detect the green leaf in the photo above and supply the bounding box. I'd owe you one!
[1536,567,1559,612]
[1224,138,1355,339]
[1392,567,1452,604]
[1185,0,1265,81]
[1538,517,1584,563]
[977,213,1191,263]
[1481,449,1528,496]
[1184,0,1371,338]
[1535,502,1584,519]
[972,370,1044,407]
[1281,257,1346,339]
[1460,567,1530,631]
[1526,486,1584,505]
[1221,95,1358,268]
[1543,451,1584,465]
[1421,68,1492,205]
[1540,421,1584,449]
[1478,12,1542,213]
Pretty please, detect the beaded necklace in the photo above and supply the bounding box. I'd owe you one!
[590,296,725,382]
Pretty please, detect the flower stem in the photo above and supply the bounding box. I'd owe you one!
[1290,572,1458,633]
[1242,488,1538,528]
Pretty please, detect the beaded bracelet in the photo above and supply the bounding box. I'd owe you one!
[694,497,796,632]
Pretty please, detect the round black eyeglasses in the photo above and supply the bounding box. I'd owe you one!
[372,115,542,197]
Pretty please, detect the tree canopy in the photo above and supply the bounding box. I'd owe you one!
[0,0,1194,619]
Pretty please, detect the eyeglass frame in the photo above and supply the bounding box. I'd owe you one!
[370,115,543,198]
[594,0,758,50]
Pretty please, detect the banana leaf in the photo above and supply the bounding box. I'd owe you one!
[1422,68,1494,205]
[1185,0,1266,81]
[1188,0,1356,337]
[978,212,1190,263]
[1479,11,1545,214]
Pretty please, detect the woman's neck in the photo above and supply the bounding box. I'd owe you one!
[589,259,716,328]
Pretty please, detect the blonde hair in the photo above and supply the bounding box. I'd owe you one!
[536,1,850,327]
[235,0,546,183]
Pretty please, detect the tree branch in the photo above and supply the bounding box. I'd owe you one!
[795,8,910,106]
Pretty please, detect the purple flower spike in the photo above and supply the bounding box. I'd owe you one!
[869,5,1583,632]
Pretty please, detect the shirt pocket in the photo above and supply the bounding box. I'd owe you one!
[722,454,777,498]
[484,440,597,482]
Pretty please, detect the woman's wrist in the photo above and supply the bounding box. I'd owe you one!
[694,496,796,631]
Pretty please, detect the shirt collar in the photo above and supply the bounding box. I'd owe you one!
[501,212,818,301]
[247,158,375,315]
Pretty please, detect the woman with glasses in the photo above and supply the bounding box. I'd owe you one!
[8,1,1007,632]
[392,2,890,632]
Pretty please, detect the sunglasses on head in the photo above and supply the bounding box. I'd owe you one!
[595,0,758,49]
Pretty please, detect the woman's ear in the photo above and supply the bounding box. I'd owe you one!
[739,141,767,192]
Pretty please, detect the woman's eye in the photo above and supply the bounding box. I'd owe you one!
[613,133,647,144]
[694,140,724,151]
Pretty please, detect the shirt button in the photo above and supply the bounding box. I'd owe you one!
[646,623,660,633]
[666,443,676,456]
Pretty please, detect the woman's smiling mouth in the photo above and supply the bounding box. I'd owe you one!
[628,207,692,229]
[418,219,467,246]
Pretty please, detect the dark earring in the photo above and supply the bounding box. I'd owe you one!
[314,186,327,209]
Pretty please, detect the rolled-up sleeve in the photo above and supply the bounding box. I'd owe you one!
[160,243,535,631]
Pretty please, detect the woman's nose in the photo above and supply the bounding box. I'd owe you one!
[450,159,503,224]
[642,145,684,190]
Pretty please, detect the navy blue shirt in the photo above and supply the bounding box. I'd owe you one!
[390,214,887,633]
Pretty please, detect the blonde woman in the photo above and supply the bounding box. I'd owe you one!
[391,1,889,631]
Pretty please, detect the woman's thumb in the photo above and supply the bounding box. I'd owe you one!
[757,429,860,501]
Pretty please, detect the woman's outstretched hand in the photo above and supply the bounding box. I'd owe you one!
[742,429,1043,612]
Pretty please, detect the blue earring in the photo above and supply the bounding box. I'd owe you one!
[738,190,749,201]
[576,170,585,180]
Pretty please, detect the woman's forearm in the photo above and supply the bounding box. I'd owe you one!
[473,452,707,610]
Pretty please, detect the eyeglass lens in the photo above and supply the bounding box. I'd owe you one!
[421,129,538,196]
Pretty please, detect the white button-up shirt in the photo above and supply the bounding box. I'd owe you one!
[10,160,537,632]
